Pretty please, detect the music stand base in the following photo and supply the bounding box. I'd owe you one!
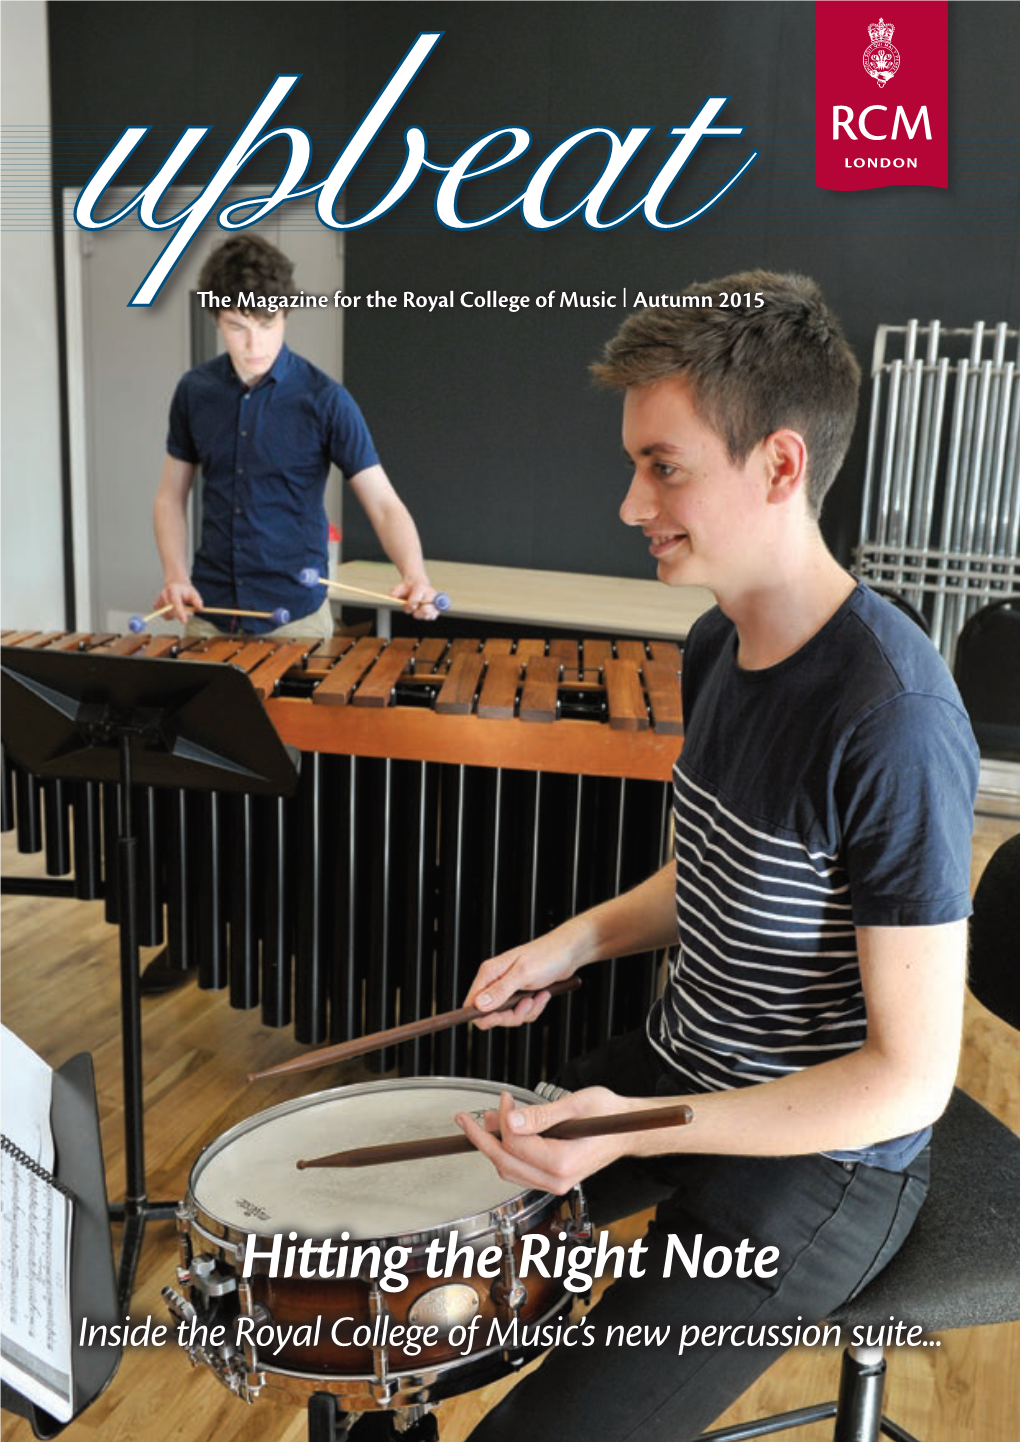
[139,948,195,995]
[109,1197,181,1313]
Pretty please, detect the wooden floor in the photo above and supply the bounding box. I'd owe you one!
[1,814,1017,1442]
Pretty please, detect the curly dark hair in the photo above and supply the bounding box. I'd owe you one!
[196,235,295,313]
[592,272,861,516]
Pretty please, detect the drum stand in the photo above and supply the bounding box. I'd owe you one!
[0,646,298,1312]
[308,1396,439,1442]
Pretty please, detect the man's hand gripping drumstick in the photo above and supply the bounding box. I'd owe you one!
[463,865,678,1031]
[455,1088,694,1198]
[460,865,692,1195]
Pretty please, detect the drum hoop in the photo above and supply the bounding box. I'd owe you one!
[185,1076,558,1258]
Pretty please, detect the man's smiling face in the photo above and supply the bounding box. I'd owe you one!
[619,376,771,595]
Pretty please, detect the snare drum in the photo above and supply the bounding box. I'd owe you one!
[166,1077,588,1412]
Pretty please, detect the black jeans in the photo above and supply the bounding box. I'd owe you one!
[465,1028,929,1442]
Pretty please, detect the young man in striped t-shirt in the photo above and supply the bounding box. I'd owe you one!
[459,273,979,1440]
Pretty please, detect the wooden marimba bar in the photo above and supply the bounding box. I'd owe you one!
[1,629,684,1086]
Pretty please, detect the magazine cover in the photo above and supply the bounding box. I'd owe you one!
[1,4,1017,1441]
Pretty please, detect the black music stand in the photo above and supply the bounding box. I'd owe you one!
[0,646,299,1312]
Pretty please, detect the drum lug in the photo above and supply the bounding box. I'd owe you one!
[491,1219,527,1313]
[174,1201,195,1276]
[368,1283,396,1402]
[237,1277,270,1376]
[565,1185,592,1243]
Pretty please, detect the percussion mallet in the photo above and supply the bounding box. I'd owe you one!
[129,605,290,632]
[296,1104,695,1169]
[247,976,581,1082]
[128,604,175,632]
[299,567,451,613]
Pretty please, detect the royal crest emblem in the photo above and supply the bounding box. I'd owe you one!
[862,17,901,88]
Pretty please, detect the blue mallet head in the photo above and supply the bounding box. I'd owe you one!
[273,608,291,626]
[434,592,451,612]
[299,567,321,587]
[128,614,146,633]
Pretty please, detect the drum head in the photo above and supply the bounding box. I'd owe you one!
[190,1078,542,1242]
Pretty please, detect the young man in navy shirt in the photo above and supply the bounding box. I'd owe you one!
[154,235,437,638]
[458,273,979,1439]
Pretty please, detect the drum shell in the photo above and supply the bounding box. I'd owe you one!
[247,1193,576,1375]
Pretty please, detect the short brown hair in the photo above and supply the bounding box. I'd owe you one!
[591,271,861,515]
[197,235,295,314]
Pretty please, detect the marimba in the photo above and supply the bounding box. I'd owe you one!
[1,630,684,1086]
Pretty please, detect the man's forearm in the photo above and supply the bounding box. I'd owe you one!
[478,1033,959,1200]
[348,465,430,585]
[561,862,679,972]
[372,499,428,583]
[640,1048,941,1159]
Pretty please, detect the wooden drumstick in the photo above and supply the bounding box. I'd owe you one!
[299,567,451,612]
[295,1104,694,1169]
[247,976,581,1082]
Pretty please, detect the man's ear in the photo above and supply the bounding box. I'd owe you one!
[762,428,808,505]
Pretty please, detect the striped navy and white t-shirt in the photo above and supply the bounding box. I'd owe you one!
[647,583,979,1169]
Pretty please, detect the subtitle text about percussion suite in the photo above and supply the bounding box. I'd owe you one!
[80,1311,933,1361]
[239,1227,780,1294]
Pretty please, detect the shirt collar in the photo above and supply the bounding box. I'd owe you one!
[266,343,293,385]
[223,342,294,393]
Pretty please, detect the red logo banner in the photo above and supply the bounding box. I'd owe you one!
[815,2,948,190]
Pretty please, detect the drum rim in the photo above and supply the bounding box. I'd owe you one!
[184,1076,558,1256]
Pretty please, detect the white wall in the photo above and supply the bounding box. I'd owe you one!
[1,1,65,630]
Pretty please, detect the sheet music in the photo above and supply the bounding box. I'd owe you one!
[1,1027,55,1170]
[0,1026,75,1422]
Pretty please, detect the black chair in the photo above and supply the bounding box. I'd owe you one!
[697,833,1020,1442]
[968,833,1020,1031]
[953,597,1020,760]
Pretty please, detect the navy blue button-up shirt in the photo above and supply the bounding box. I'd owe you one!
[166,345,378,632]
